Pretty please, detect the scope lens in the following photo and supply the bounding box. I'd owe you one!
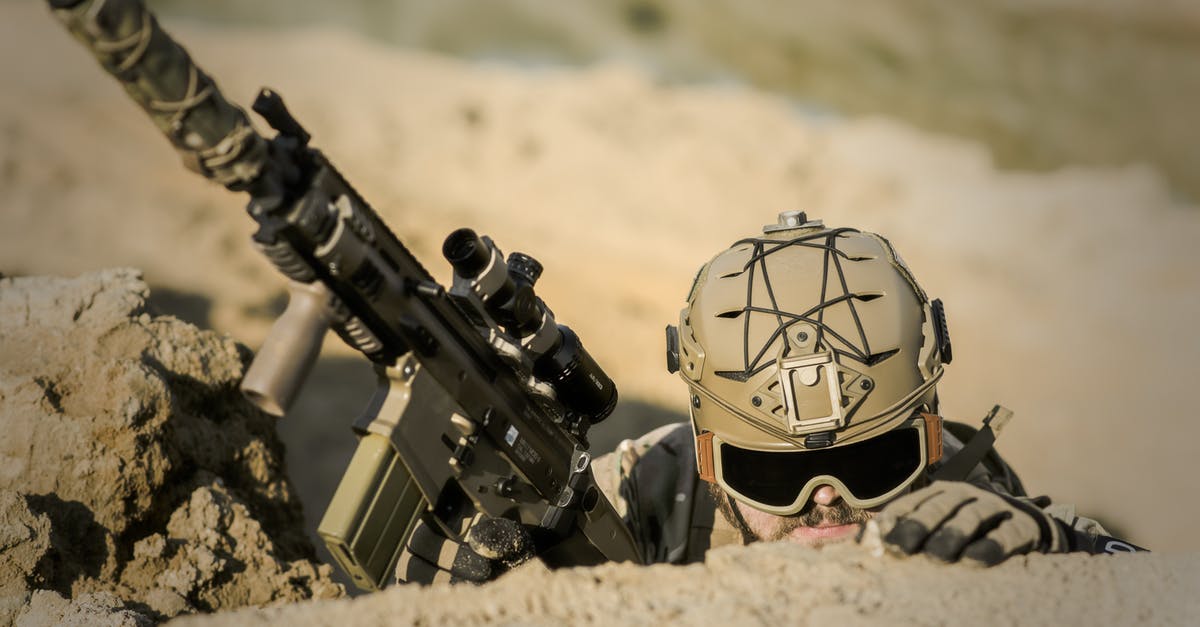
[443,228,490,278]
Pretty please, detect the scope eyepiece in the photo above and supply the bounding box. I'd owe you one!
[443,228,491,279]
[534,326,618,425]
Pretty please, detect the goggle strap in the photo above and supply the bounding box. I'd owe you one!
[921,413,943,464]
[696,431,717,483]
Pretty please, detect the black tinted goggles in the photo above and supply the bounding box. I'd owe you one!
[702,414,942,514]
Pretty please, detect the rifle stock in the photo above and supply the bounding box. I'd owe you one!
[49,0,643,590]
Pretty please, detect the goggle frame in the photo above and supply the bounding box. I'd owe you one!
[698,413,942,515]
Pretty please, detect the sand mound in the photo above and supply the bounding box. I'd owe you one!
[174,542,1200,626]
[0,270,343,624]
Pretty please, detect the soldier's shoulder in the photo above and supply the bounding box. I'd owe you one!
[592,422,693,502]
[595,422,692,469]
[622,422,694,470]
[631,421,694,454]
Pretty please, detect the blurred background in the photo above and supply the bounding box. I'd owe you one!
[152,0,1200,200]
[2,0,1197,581]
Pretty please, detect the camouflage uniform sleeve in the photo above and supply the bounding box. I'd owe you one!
[591,422,698,563]
[1039,502,1147,553]
[591,422,683,525]
[592,426,668,520]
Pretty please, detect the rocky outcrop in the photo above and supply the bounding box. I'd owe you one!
[0,270,343,624]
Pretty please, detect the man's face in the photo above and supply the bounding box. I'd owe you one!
[713,483,881,546]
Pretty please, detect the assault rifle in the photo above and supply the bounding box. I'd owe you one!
[48,0,642,590]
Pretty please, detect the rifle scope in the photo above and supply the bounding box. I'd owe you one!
[443,229,617,424]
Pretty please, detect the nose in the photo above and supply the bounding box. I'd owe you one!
[811,484,841,506]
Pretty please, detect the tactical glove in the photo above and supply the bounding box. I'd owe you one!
[876,481,1070,567]
[396,514,536,585]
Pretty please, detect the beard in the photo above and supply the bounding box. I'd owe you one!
[710,483,874,543]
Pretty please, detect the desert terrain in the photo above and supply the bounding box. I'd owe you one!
[2,0,1198,623]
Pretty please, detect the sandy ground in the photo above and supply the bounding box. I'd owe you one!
[175,542,1200,626]
[2,0,1198,575]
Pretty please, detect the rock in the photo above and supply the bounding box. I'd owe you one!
[0,490,50,587]
[0,489,51,626]
[0,270,344,622]
[119,481,342,614]
[16,590,152,627]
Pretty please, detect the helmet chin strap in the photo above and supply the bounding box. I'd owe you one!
[710,484,759,545]
[930,405,1014,482]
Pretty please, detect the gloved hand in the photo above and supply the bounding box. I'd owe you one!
[467,516,538,567]
[396,514,536,585]
[875,481,1070,567]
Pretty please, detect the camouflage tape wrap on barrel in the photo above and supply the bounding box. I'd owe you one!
[48,0,268,188]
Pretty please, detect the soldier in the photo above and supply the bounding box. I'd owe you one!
[398,212,1143,583]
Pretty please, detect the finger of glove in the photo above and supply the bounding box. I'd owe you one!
[922,499,1009,563]
[449,542,495,582]
[998,496,1071,553]
[961,514,1041,567]
[395,545,493,584]
[408,519,462,565]
[882,488,970,555]
[875,486,942,549]
[467,518,535,566]
[407,519,493,582]
[877,484,949,524]
[396,548,453,585]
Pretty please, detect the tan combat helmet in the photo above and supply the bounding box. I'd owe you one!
[666,212,953,514]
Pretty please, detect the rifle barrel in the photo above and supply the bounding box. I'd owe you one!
[48,0,268,188]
